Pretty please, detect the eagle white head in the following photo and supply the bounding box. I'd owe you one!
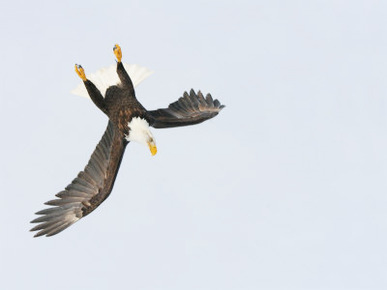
[126,117,157,156]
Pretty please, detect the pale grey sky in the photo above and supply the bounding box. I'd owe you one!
[1,1,387,289]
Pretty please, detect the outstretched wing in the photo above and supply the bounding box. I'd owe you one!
[148,89,225,128]
[30,121,128,237]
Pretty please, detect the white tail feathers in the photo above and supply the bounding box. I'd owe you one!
[71,63,154,98]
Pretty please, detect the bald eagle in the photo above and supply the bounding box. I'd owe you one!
[30,44,224,237]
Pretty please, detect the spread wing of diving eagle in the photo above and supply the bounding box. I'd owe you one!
[30,44,224,237]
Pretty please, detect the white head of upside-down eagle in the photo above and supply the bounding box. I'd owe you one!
[30,44,225,237]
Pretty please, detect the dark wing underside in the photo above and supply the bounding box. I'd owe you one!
[30,121,128,237]
[148,89,225,128]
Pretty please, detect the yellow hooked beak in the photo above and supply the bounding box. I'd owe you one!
[148,141,157,156]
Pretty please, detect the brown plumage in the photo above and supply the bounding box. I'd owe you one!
[31,45,224,237]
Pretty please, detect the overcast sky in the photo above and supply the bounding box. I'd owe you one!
[1,1,387,289]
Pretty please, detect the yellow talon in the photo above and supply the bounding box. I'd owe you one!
[113,44,122,62]
[75,64,87,81]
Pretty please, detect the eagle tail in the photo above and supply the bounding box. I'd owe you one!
[71,63,153,98]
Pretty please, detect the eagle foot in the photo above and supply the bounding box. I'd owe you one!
[113,44,122,62]
[75,64,87,81]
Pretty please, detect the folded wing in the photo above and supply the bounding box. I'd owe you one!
[148,89,225,128]
[30,121,128,237]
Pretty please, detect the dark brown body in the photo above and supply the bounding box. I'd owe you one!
[84,62,151,136]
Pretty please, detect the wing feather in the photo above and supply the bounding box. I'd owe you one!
[148,89,225,128]
[30,121,128,237]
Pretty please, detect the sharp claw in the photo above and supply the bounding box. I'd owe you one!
[113,44,122,62]
[75,64,87,81]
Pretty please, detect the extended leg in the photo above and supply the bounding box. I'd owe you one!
[113,44,135,95]
[75,64,107,114]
